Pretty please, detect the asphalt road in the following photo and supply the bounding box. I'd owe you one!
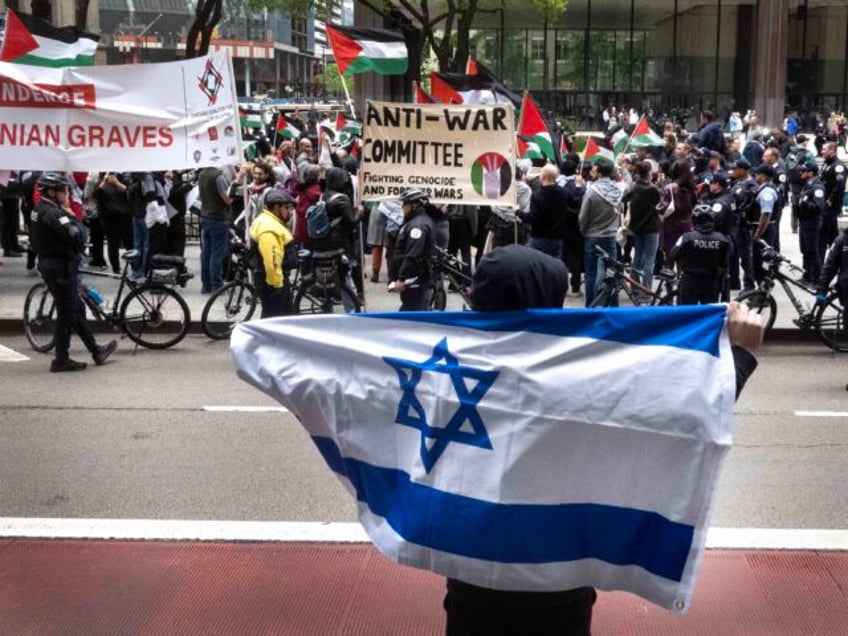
[1,330,847,529]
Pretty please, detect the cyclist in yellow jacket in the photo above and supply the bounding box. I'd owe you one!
[249,190,295,317]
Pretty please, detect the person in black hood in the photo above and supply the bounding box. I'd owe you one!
[446,243,761,635]
[669,204,730,305]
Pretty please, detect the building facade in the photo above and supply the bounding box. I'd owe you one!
[357,0,848,130]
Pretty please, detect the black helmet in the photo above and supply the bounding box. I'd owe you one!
[692,203,714,222]
[37,172,71,191]
[400,189,429,206]
[264,189,296,207]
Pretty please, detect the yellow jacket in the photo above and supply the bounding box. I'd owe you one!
[249,209,294,288]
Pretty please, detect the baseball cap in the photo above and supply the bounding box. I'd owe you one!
[754,165,775,178]
[729,158,751,170]
[712,171,730,187]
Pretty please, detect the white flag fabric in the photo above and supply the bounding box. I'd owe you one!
[231,306,737,613]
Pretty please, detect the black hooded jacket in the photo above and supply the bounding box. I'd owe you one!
[470,244,567,311]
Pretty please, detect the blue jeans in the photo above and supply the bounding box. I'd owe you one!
[528,236,563,261]
[584,236,618,307]
[132,217,149,277]
[632,232,659,296]
[200,218,230,292]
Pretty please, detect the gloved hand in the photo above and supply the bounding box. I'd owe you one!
[815,293,828,304]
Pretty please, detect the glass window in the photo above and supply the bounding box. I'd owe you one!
[554,30,585,91]
[588,31,616,91]
[502,30,527,89]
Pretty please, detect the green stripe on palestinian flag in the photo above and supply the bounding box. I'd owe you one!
[630,116,664,147]
[583,137,615,165]
[276,114,303,140]
[0,10,98,67]
[518,92,555,162]
[517,135,544,160]
[611,128,629,155]
[326,24,407,76]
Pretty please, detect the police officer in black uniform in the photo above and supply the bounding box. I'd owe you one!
[819,141,847,260]
[669,204,730,305]
[797,159,828,283]
[389,189,436,311]
[729,158,757,290]
[786,135,815,233]
[31,173,117,372]
[706,171,737,300]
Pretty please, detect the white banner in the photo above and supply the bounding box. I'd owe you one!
[0,51,242,171]
[359,100,517,207]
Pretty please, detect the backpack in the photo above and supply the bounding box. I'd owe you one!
[306,193,344,239]
[786,147,811,185]
[733,180,759,223]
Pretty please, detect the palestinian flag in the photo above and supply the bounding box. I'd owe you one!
[518,92,555,162]
[431,72,519,107]
[275,114,303,141]
[414,82,438,104]
[239,108,263,130]
[0,10,98,67]
[583,136,615,165]
[517,135,544,161]
[335,112,363,137]
[325,24,408,76]
[465,59,522,107]
[560,134,570,158]
[611,128,630,155]
[630,116,664,147]
[318,118,336,141]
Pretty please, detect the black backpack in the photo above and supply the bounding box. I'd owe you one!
[733,180,759,224]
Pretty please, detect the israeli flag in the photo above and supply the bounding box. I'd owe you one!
[231,305,736,613]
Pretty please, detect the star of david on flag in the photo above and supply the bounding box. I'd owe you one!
[384,338,498,472]
[231,307,737,614]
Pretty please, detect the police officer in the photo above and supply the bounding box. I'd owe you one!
[30,173,117,372]
[706,171,737,300]
[750,165,781,284]
[815,225,848,351]
[669,204,730,305]
[762,147,789,252]
[786,135,814,233]
[729,158,757,290]
[796,159,827,283]
[389,189,436,311]
[819,141,846,260]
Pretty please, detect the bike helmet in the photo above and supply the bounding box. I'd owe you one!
[692,203,714,222]
[400,189,429,206]
[37,172,71,191]
[264,189,296,207]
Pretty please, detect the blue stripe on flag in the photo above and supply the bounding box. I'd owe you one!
[313,436,694,582]
[355,305,725,357]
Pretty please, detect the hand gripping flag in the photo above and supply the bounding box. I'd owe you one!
[326,24,408,76]
[231,305,737,613]
[1,10,98,67]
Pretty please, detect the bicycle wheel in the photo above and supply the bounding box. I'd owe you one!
[432,283,447,311]
[658,290,678,306]
[295,283,362,314]
[735,289,777,334]
[201,281,257,340]
[816,293,848,352]
[589,284,614,308]
[120,285,190,349]
[23,282,57,353]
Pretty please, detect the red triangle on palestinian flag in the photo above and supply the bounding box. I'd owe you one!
[414,82,438,104]
[466,58,478,75]
[430,74,463,104]
[325,25,363,75]
[0,10,40,61]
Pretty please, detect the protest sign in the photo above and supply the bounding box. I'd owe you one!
[359,100,517,207]
[0,51,241,171]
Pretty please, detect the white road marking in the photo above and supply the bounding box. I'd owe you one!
[0,344,29,362]
[202,405,289,413]
[795,411,848,418]
[1,518,848,550]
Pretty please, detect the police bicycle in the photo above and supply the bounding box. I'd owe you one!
[200,233,258,340]
[430,247,474,311]
[291,247,363,314]
[590,245,679,308]
[24,250,192,352]
[734,240,847,351]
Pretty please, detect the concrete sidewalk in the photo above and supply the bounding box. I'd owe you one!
[1,539,846,635]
